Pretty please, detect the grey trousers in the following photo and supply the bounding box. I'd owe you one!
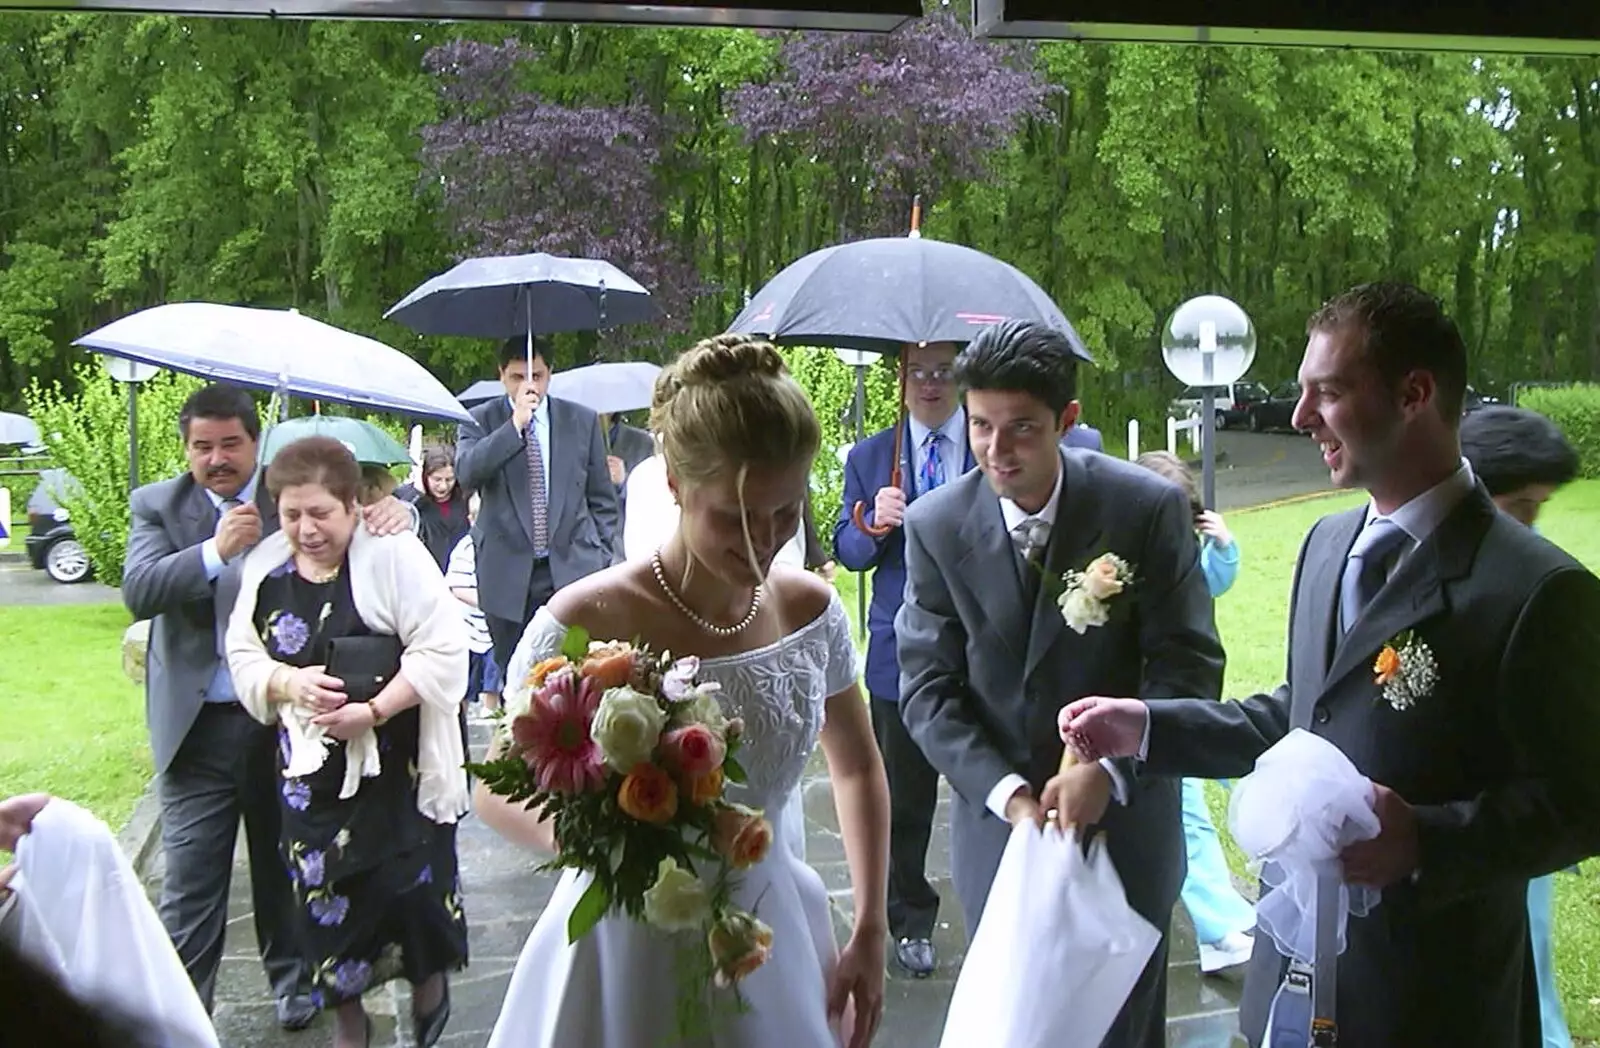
[156,702,306,1010]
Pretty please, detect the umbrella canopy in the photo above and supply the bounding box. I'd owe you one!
[548,361,663,416]
[727,236,1091,359]
[0,411,40,447]
[385,253,660,339]
[75,303,471,423]
[457,379,504,408]
[260,416,411,468]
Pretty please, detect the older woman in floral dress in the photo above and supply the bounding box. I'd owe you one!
[226,436,470,1048]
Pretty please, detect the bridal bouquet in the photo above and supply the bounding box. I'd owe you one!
[468,627,776,1025]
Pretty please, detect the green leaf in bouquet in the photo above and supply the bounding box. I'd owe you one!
[561,624,592,662]
[567,875,611,943]
[723,757,748,785]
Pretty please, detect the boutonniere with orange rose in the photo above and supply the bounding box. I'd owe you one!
[467,627,774,1034]
[1056,552,1136,634]
[1372,629,1438,711]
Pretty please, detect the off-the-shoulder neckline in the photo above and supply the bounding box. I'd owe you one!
[531,589,842,667]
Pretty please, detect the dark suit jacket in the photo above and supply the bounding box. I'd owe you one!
[834,422,975,701]
[896,447,1225,935]
[455,395,617,621]
[123,474,280,774]
[1143,488,1600,1047]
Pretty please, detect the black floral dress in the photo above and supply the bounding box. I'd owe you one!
[254,559,468,1007]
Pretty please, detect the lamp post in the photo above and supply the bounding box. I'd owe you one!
[831,347,883,641]
[101,356,160,494]
[1160,296,1256,510]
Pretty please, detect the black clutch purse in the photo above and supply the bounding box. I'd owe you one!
[325,635,404,704]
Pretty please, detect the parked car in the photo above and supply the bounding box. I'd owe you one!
[24,469,91,584]
[1463,385,1500,413]
[1168,381,1271,429]
[1244,381,1303,432]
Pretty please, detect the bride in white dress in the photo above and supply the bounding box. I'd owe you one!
[474,334,891,1048]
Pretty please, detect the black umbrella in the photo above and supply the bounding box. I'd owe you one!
[726,234,1092,360]
[728,208,1088,539]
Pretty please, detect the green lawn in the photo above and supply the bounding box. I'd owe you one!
[1204,478,1600,1042]
[0,603,152,838]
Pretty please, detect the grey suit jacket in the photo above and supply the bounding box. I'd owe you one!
[124,474,279,774]
[1143,488,1600,1047]
[897,447,1225,934]
[455,395,618,622]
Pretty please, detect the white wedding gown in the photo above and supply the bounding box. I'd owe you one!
[486,590,860,1048]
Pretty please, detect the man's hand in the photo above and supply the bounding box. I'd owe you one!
[361,495,413,536]
[312,702,378,742]
[1058,697,1149,761]
[813,560,838,583]
[1040,762,1112,831]
[1341,783,1418,888]
[511,381,542,432]
[1196,510,1234,549]
[0,793,51,853]
[606,455,626,485]
[871,485,907,530]
[215,501,263,561]
[1004,786,1043,827]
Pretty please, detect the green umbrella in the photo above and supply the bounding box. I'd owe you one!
[261,415,411,468]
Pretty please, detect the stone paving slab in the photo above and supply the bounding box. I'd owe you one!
[147,721,1246,1048]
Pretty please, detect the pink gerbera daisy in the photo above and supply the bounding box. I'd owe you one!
[510,668,606,794]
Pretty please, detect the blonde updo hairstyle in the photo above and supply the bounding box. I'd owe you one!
[651,333,821,583]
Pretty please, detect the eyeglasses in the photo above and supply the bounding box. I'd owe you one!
[908,367,954,383]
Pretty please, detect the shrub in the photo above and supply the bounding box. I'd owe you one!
[1515,384,1600,480]
[777,348,901,556]
[25,366,212,583]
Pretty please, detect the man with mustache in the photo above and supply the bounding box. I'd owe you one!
[123,383,413,1031]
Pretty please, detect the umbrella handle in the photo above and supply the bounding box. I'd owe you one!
[852,499,893,538]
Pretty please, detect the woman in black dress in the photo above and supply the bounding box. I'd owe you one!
[226,437,470,1048]
[398,445,470,571]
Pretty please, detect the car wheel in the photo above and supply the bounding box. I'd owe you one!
[44,538,92,584]
[1249,411,1263,433]
[1215,409,1228,430]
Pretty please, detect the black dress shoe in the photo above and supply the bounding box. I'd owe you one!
[275,993,318,1031]
[413,979,451,1048]
[894,937,936,977]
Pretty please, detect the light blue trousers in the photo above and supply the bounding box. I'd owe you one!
[1179,777,1256,945]
[1528,874,1572,1048]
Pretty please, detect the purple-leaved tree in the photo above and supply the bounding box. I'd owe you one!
[419,39,691,355]
[728,13,1053,240]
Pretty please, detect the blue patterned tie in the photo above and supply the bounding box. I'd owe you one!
[920,430,945,495]
[526,419,549,557]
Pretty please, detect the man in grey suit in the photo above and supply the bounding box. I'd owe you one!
[456,338,618,671]
[896,321,1225,1048]
[1062,282,1600,1047]
[123,384,413,1028]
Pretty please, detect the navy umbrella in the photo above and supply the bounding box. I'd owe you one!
[726,235,1091,361]
[385,253,660,341]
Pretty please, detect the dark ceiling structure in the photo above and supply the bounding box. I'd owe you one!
[0,0,1592,51]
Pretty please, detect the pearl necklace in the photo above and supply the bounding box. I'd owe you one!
[651,549,764,637]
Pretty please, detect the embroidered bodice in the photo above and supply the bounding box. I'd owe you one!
[506,591,860,810]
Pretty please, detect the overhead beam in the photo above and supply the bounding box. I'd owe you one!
[0,0,920,31]
[974,0,1600,55]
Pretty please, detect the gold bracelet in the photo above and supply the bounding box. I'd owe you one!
[366,700,387,727]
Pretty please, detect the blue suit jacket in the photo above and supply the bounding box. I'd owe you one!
[1062,423,1104,451]
[834,423,975,701]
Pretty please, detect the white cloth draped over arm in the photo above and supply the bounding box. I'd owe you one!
[226,527,470,823]
[11,800,220,1048]
[1227,728,1382,963]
